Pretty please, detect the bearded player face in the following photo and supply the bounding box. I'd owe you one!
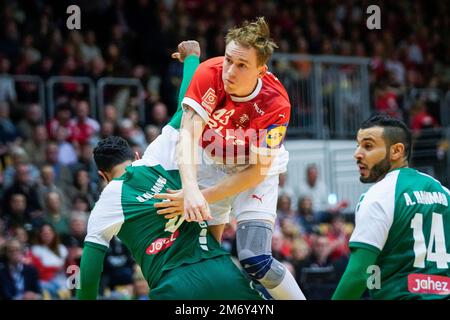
[354,127,392,183]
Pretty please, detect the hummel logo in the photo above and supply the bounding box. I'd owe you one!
[253,103,265,116]
[251,194,264,203]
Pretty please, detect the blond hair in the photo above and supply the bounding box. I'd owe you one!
[225,17,278,66]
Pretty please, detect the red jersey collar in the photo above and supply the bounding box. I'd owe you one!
[230,78,262,102]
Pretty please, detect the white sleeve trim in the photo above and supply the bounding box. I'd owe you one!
[85,222,123,247]
[85,180,125,248]
[182,97,210,122]
[349,170,398,251]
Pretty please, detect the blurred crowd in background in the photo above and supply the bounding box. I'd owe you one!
[0,0,449,299]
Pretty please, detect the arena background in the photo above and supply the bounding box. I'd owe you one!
[0,0,449,300]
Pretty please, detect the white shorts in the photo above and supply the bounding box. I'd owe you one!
[198,146,289,225]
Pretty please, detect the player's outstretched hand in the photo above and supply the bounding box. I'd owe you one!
[154,189,184,219]
[183,187,212,222]
[171,40,201,62]
[155,188,212,222]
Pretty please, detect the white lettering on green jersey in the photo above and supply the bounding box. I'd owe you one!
[85,158,226,289]
[350,168,450,299]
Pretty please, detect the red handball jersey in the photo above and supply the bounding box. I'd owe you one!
[182,57,290,165]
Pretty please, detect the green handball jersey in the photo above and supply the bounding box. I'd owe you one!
[350,168,450,299]
[85,158,227,290]
[84,55,228,290]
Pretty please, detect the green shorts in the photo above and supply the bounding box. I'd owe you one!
[149,255,264,300]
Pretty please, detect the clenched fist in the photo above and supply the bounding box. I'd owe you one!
[171,40,201,62]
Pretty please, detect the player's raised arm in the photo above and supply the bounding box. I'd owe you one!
[177,43,220,223]
[177,107,210,222]
[169,41,201,129]
[141,41,200,168]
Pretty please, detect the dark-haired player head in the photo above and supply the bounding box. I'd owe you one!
[93,136,134,183]
[355,115,412,183]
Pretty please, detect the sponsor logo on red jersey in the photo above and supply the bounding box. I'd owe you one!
[201,88,217,114]
[145,230,179,255]
[264,123,288,148]
[253,103,265,116]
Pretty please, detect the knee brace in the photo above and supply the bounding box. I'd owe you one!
[236,220,286,289]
